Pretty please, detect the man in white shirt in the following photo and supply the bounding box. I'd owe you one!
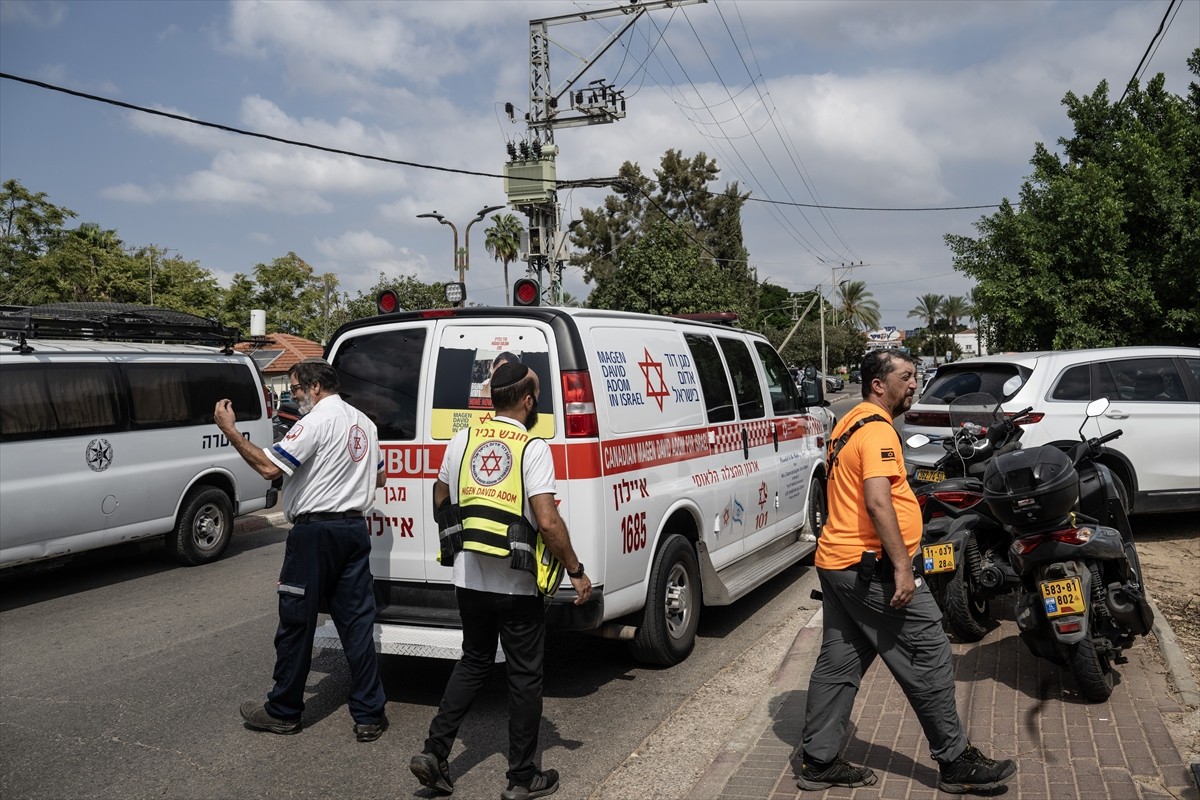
[215,358,388,743]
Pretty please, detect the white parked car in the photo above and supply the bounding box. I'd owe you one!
[901,346,1200,515]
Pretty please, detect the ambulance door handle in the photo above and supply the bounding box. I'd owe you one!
[771,421,778,452]
[741,428,749,460]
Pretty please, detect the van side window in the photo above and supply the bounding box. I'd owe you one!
[0,364,121,441]
[125,363,260,426]
[754,341,801,415]
[684,333,735,423]
[1051,364,1092,401]
[717,337,765,420]
[332,328,427,441]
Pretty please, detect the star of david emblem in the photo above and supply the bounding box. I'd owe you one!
[638,347,670,412]
[347,424,368,462]
[469,441,512,486]
[758,481,769,508]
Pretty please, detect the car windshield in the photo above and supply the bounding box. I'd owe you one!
[922,364,1030,404]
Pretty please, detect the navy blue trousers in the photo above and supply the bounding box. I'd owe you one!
[425,587,546,785]
[265,518,386,725]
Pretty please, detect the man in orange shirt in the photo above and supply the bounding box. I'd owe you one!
[796,349,1016,795]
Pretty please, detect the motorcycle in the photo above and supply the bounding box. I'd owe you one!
[272,400,301,442]
[904,394,1036,641]
[983,397,1153,702]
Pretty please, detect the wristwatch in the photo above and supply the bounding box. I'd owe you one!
[567,562,585,579]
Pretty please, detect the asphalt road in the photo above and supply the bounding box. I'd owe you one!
[0,521,823,800]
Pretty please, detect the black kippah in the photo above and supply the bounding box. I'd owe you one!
[491,362,530,390]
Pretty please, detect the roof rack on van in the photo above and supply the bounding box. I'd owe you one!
[0,303,242,353]
[667,312,741,327]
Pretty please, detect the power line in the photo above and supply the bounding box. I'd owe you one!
[1116,0,1179,107]
[0,71,1002,213]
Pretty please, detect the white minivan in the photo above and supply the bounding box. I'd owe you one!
[316,307,830,665]
[0,329,277,569]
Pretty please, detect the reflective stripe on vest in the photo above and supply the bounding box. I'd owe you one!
[456,421,532,563]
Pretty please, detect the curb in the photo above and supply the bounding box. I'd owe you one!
[1148,593,1200,708]
[688,605,824,799]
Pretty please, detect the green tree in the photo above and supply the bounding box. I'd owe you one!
[483,213,524,303]
[342,273,453,321]
[570,150,753,299]
[221,273,258,331]
[836,280,881,331]
[251,252,324,338]
[0,179,76,303]
[946,50,1200,350]
[908,293,945,365]
[586,217,752,318]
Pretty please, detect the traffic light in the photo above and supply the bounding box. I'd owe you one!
[376,289,401,314]
[513,278,541,307]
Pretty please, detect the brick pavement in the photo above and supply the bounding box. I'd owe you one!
[697,603,1197,800]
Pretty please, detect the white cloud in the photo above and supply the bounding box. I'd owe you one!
[1,0,66,29]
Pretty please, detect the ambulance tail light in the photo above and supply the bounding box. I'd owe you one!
[561,370,598,438]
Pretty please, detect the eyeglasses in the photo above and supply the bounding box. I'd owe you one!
[289,384,303,395]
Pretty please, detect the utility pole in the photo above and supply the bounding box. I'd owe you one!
[503,0,707,304]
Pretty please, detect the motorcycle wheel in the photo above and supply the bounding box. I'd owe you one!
[944,560,990,642]
[1066,636,1114,701]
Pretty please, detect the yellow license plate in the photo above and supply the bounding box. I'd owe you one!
[1040,577,1087,618]
[922,543,955,574]
[916,468,946,483]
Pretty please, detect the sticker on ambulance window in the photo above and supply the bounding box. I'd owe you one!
[431,326,554,440]
[589,327,706,434]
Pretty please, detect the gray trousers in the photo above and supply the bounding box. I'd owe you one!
[801,567,968,765]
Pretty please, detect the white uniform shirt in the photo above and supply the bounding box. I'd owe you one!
[265,394,383,522]
[438,415,556,596]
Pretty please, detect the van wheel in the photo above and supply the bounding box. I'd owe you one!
[628,534,700,666]
[169,488,233,566]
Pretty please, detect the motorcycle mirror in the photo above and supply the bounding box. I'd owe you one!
[1001,374,1023,397]
[907,434,931,448]
[1085,397,1110,417]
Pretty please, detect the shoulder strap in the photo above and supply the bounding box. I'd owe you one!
[827,414,890,475]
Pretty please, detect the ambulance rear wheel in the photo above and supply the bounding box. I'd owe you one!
[629,534,700,666]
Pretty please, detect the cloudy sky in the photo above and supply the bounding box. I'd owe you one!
[1,0,1196,328]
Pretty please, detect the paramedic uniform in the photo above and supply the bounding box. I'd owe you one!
[424,415,556,787]
[261,393,386,727]
[802,401,969,765]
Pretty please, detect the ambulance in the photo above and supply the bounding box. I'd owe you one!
[316,307,829,665]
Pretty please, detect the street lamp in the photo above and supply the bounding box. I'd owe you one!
[417,206,503,307]
[464,205,504,298]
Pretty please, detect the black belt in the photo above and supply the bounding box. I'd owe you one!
[294,510,364,524]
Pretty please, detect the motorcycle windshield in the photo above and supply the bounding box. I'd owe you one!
[947,392,1004,432]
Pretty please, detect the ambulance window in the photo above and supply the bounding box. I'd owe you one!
[332,328,427,441]
[684,333,735,423]
[754,341,801,415]
[718,337,765,420]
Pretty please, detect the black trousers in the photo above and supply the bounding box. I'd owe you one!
[425,587,546,785]
[265,517,386,725]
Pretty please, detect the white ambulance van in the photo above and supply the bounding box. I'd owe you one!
[319,307,829,665]
[0,305,277,569]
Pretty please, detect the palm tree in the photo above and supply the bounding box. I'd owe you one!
[484,213,523,304]
[908,293,944,365]
[940,295,970,358]
[836,280,881,331]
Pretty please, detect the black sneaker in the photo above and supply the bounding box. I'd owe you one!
[796,756,877,790]
[500,769,560,800]
[409,752,454,795]
[239,700,301,735]
[353,715,388,743]
[938,744,1016,794]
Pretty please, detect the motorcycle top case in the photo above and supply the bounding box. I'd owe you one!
[983,446,1078,530]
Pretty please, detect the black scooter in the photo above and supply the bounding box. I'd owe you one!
[905,394,1035,641]
[984,397,1153,702]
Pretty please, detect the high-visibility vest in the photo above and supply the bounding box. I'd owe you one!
[447,421,563,595]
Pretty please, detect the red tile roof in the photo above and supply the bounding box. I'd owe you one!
[235,332,324,376]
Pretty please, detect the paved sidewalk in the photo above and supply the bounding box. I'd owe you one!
[694,602,1198,800]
